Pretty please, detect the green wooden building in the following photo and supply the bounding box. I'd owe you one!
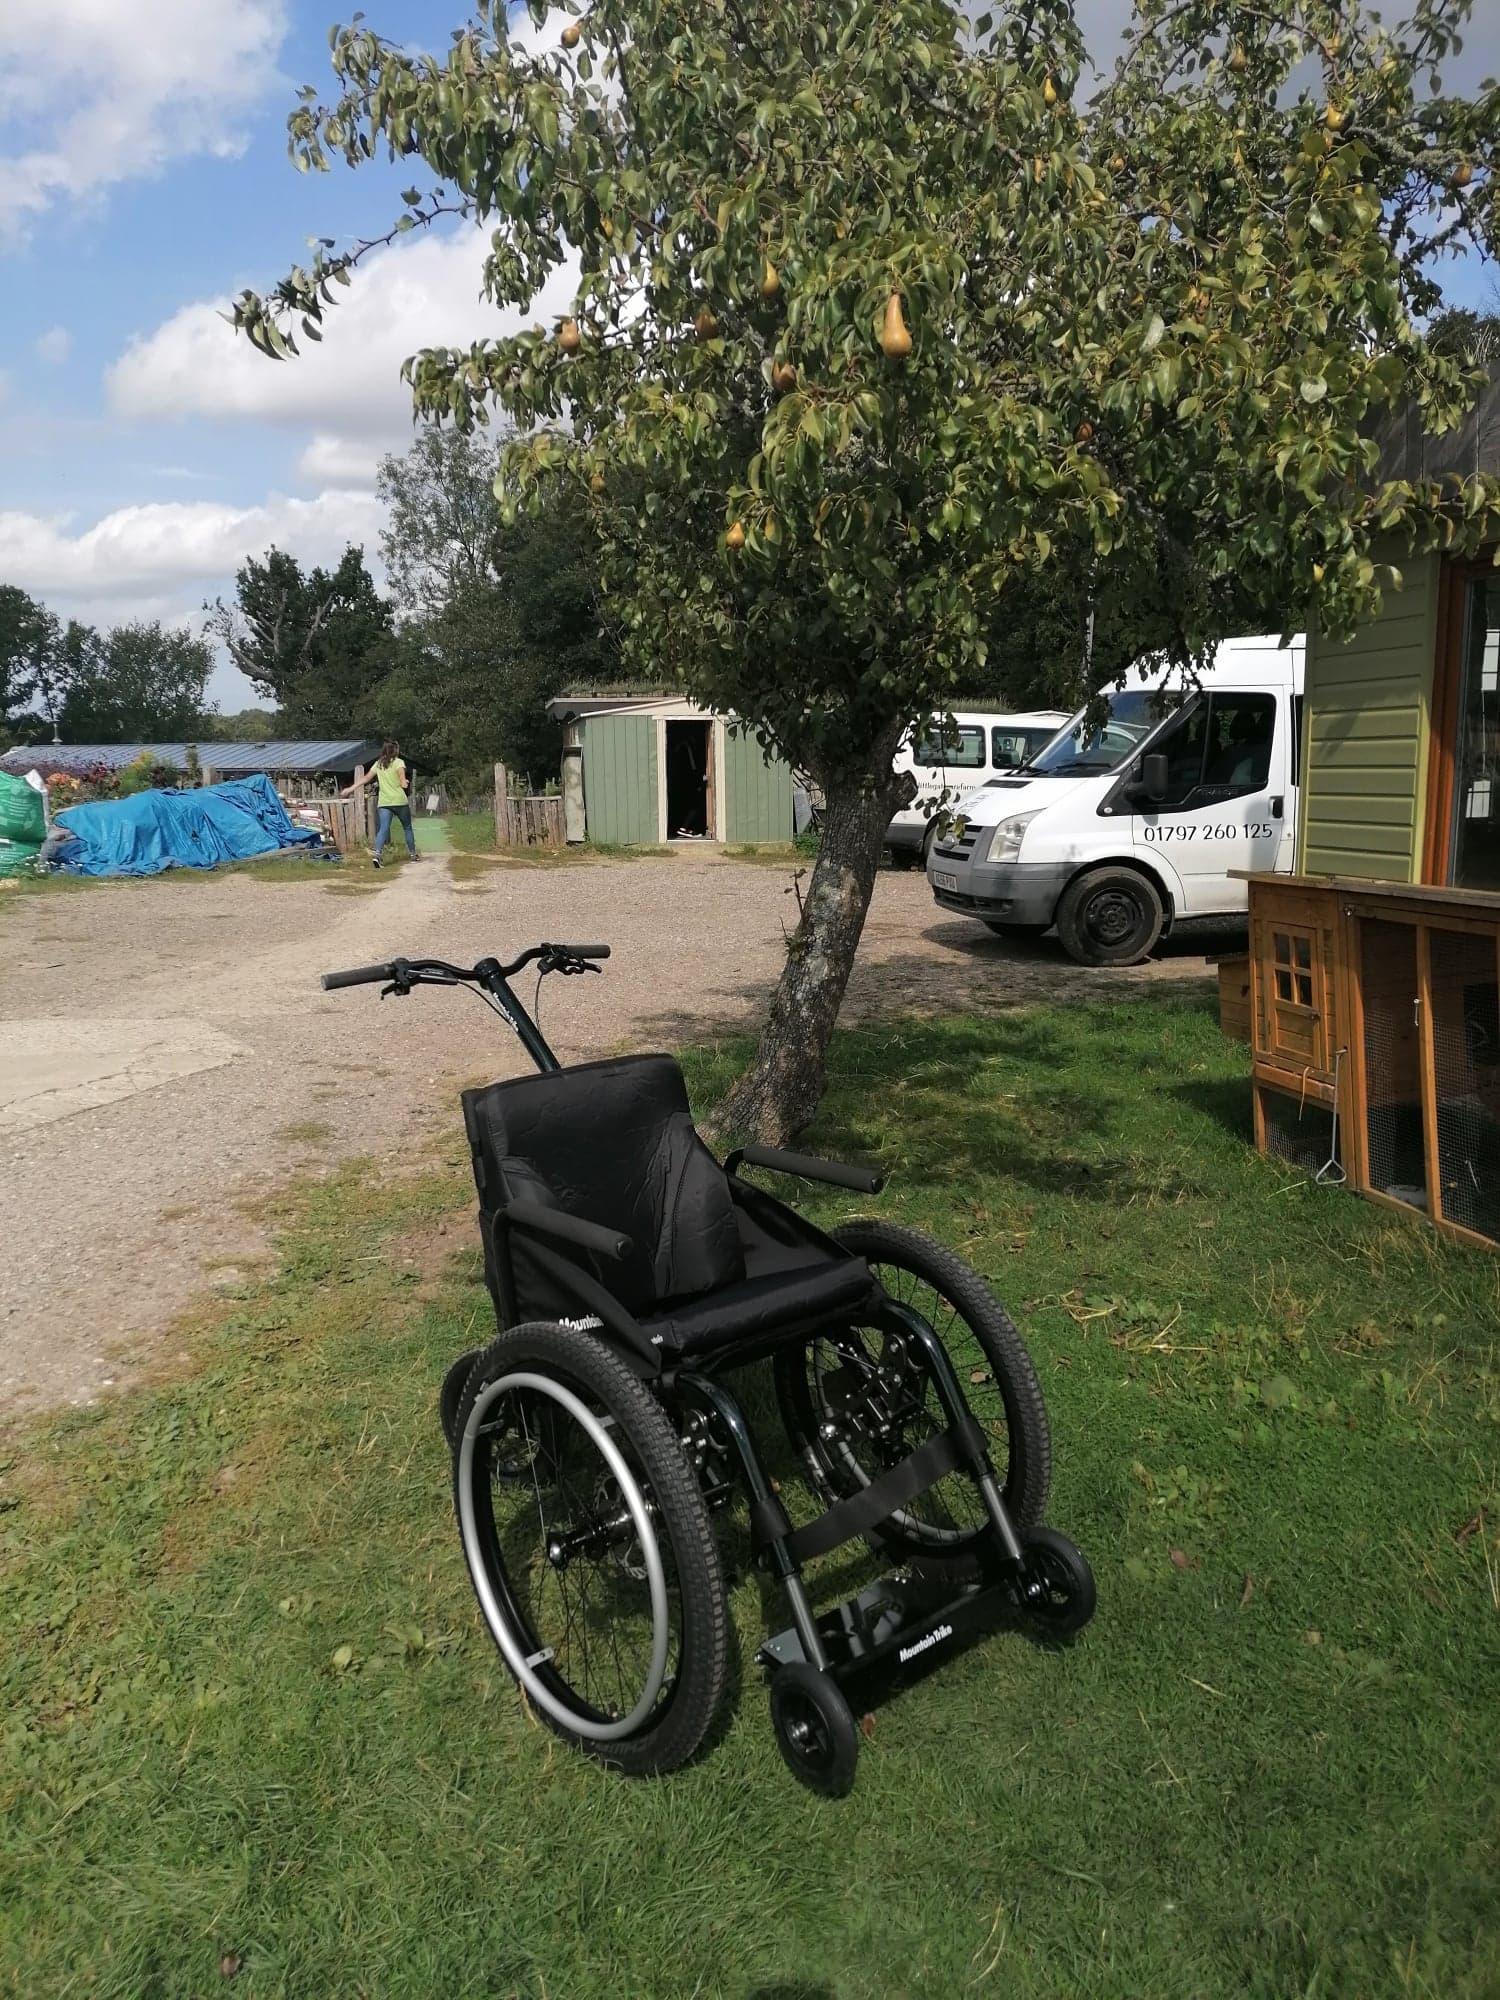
[547,693,796,845]
[1297,381,1500,893]
[1234,384,1500,1252]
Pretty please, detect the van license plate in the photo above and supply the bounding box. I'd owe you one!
[932,871,959,893]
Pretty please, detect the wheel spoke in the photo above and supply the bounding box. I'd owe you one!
[469,1375,680,1731]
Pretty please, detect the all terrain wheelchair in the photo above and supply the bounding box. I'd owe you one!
[323,940,1095,1795]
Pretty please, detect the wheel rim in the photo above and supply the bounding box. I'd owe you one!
[457,1370,676,1740]
[779,1689,837,1774]
[1022,1545,1078,1623]
[1083,886,1141,948]
[798,1300,993,1548]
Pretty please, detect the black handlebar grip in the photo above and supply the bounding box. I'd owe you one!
[321,962,395,991]
[565,943,611,959]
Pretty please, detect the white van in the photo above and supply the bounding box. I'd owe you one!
[926,636,1305,964]
[886,708,1072,861]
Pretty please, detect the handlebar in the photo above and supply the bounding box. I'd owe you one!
[320,942,610,992]
[322,961,394,990]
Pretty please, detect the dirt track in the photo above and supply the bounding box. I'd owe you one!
[0,849,1235,1418]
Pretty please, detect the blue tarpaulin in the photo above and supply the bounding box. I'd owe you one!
[56,774,322,877]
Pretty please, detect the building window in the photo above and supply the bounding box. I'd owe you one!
[1450,579,1500,891]
[1272,929,1315,1009]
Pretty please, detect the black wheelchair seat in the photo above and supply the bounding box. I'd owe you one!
[640,1245,874,1355]
[462,1053,872,1356]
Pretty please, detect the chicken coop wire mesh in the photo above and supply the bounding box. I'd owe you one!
[1259,1062,1345,1185]
[1361,918,1428,1213]
[1428,928,1500,1242]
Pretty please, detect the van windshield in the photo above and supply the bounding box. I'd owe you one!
[1024,688,1180,777]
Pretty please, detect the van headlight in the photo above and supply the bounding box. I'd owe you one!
[976,810,1042,864]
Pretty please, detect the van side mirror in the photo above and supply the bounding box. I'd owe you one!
[1137,752,1169,803]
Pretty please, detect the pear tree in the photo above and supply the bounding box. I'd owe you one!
[237,0,1500,1140]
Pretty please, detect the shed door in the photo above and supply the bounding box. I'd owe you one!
[724,726,794,842]
[582,715,659,846]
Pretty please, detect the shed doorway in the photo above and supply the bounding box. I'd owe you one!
[665,720,715,839]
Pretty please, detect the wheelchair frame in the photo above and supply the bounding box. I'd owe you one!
[323,941,1093,1793]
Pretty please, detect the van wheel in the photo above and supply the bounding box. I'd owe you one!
[1056,867,1163,966]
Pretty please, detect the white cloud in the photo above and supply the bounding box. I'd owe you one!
[34,325,71,365]
[0,489,384,610]
[108,227,581,483]
[0,0,286,244]
[296,432,390,488]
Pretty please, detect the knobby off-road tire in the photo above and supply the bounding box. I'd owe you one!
[452,1322,729,1775]
[776,1221,1052,1581]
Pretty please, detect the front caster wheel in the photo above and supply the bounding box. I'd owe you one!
[769,1663,859,1798]
[1015,1526,1096,1637]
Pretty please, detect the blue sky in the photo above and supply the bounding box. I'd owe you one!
[0,0,1496,710]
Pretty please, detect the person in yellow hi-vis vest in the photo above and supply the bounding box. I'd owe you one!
[345,739,418,867]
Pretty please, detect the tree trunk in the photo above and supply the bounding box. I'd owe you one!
[715,770,904,1145]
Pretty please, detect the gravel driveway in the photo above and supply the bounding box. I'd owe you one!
[0,848,1234,1417]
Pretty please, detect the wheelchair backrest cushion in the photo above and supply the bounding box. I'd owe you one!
[462,1054,745,1317]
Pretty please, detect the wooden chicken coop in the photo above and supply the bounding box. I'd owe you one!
[1230,874,1500,1249]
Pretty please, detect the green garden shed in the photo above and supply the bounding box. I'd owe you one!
[547,693,797,845]
[1233,378,1500,1251]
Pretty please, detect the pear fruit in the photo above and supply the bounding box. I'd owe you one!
[589,470,606,495]
[557,318,582,353]
[1313,562,1326,584]
[694,306,719,337]
[561,20,582,47]
[1043,74,1059,108]
[726,521,746,552]
[1074,420,1094,444]
[772,360,797,394]
[1228,45,1247,73]
[1324,102,1344,131]
[760,258,781,300]
[880,290,912,360]
[1454,160,1474,189]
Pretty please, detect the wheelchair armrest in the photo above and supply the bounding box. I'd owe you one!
[725,1143,885,1196]
[499,1200,635,1263]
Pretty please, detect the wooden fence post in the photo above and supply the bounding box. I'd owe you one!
[494,763,511,847]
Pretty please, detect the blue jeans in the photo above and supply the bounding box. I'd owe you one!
[375,803,416,858]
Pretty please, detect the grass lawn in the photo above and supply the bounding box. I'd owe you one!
[3,995,1498,1998]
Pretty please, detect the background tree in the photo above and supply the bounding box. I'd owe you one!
[0,587,56,743]
[28,618,98,745]
[376,428,618,788]
[239,0,1500,1140]
[1427,303,1500,366]
[199,705,284,741]
[209,545,394,736]
[56,622,212,741]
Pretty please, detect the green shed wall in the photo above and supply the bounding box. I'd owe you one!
[724,726,794,842]
[1298,552,1440,882]
[580,713,659,845]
